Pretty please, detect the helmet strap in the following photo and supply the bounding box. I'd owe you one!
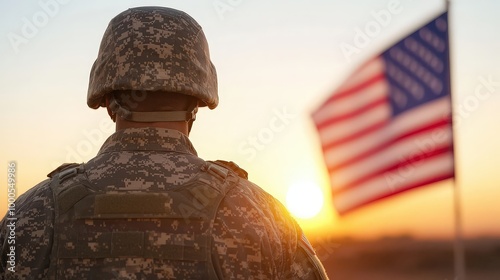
[108,96,198,123]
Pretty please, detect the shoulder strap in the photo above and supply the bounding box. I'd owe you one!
[208,160,248,179]
[47,163,82,178]
[47,163,88,280]
[48,163,89,213]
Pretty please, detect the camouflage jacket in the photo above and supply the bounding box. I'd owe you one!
[0,128,328,279]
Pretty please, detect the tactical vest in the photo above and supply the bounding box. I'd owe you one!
[46,161,247,279]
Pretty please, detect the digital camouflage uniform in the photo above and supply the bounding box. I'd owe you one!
[1,128,328,279]
[0,6,329,279]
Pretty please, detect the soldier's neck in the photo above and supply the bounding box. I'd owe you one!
[115,118,189,136]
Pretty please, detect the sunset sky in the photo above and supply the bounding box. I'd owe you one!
[1,0,499,240]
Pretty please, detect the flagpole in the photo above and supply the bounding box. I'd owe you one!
[446,0,466,279]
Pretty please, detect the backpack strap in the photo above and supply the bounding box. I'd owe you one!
[208,160,248,179]
[47,163,89,279]
[48,163,89,212]
[47,163,82,178]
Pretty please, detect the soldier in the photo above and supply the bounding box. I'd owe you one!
[0,6,329,279]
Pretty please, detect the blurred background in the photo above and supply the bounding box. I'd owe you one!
[1,0,499,278]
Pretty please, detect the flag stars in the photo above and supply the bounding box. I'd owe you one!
[435,18,448,32]
[389,47,444,95]
[390,86,408,108]
[404,37,444,73]
[419,28,446,52]
[387,62,425,101]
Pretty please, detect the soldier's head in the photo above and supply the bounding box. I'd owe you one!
[87,7,217,134]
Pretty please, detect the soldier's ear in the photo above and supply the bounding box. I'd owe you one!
[105,95,116,123]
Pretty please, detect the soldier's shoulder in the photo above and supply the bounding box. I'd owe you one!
[15,178,53,211]
[0,173,57,278]
[209,160,307,278]
[207,160,268,199]
[46,162,82,178]
[13,162,81,215]
[210,160,297,226]
[206,160,248,179]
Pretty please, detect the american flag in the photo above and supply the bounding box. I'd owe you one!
[312,12,454,215]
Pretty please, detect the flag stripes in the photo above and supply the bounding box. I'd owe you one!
[312,12,454,214]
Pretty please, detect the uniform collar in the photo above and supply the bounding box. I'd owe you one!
[97,127,198,156]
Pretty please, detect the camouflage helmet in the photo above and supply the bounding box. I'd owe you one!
[87,6,218,110]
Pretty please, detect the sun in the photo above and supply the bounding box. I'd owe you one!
[286,180,324,219]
